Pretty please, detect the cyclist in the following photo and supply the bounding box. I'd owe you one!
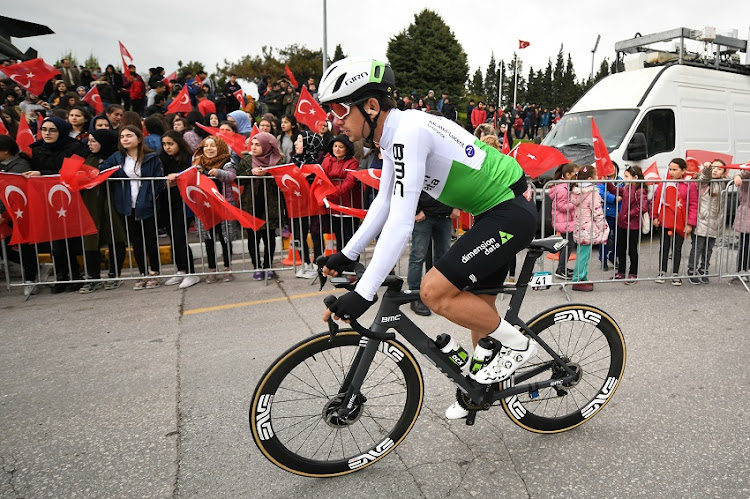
[319,57,539,419]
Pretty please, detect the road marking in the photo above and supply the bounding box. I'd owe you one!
[183,289,342,315]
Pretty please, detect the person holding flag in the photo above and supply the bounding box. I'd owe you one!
[320,134,361,251]
[317,57,539,420]
[652,158,698,285]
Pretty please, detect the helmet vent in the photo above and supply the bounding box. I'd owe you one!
[332,73,346,95]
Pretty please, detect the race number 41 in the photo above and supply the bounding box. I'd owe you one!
[530,271,552,290]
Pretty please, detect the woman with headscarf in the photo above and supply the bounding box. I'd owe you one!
[228,110,254,137]
[237,132,281,279]
[79,129,127,293]
[27,116,90,292]
[161,130,199,289]
[100,125,165,290]
[192,135,238,283]
[320,134,361,251]
[290,131,325,278]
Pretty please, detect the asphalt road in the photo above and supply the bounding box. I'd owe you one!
[1,259,749,498]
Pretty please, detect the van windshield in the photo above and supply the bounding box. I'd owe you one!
[543,110,639,151]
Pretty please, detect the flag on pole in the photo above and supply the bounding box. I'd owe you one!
[591,118,615,178]
[509,143,569,179]
[162,70,177,89]
[294,86,327,132]
[166,84,192,114]
[82,85,104,114]
[643,161,661,185]
[519,40,530,49]
[284,65,299,89]
[0,58,60,97]
[16,114,35,157]
[119,41,134,81]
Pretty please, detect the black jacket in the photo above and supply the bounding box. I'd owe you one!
[29,139,89,175]
[417,191,453,218]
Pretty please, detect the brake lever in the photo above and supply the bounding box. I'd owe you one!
[323,294,340,340]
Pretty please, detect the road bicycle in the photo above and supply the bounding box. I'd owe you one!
[250,236,626,477]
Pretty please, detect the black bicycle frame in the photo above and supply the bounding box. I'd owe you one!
[335,246,578,412]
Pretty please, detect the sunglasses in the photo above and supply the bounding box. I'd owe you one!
[329,98,368,120]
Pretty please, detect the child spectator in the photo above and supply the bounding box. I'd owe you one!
[688,160,729,284]
[731,169,750,280]
[652,158,699,285]
[606,165,648,284]
[548,163,578,280]
[597,162,620,271]
[570,164,609,291]
[192,136,238,283]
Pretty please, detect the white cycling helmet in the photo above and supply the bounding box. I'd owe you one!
[318,57,395,104]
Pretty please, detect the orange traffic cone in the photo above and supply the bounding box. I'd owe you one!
[282,241,303,266]
[324,233,338,256]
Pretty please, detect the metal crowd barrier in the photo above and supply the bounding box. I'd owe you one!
[3,174,750,299]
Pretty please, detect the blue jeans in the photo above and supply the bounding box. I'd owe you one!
[407,216,452,290]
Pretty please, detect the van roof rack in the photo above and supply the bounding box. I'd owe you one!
[614,27,750,75]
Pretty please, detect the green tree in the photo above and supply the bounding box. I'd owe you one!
[484,53,498,106]
[57,51,78,67]
[541,59,553,108]
[332,44,346,62]
[218,44,324,85]
[84,53,99,70]
[178,60,207,79]
[552,45,565,106]
[386,9,469,100]
[469,68,484,97]
[562,53,579,107]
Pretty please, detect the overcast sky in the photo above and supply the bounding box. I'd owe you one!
[5,1,748,89]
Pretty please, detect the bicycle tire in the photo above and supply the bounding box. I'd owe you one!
[501,303,626,433]
[250,330,424,477]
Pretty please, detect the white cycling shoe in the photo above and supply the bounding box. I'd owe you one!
[473,339,538,385]
[445,401,470,420]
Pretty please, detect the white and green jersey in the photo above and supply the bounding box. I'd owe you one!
[343,109,524,300]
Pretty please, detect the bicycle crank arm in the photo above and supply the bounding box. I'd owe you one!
[493,374,578,402]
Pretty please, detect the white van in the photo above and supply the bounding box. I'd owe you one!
[542,28,750,177]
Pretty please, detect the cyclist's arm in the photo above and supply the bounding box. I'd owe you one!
[340,157,394,260]
[348,141,427,301]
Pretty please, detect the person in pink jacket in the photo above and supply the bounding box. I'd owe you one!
[606,165,649,283]
[652,158,699,285]
[321,134,361,250]
[548,163,578,279]
[569,165,609,291]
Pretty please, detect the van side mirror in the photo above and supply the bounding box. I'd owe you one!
[625,132,647,161]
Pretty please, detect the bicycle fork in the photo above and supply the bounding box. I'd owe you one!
[334,337,380,421]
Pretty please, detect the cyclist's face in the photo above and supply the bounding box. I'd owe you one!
[333,104,366,141]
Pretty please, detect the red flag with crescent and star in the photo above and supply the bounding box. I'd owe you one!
[175,167,264,231]
[643,161,661,185]
[0,174,97,244]
[0,59,60,97]
[727,162,750,170]
[509,143,569,179]
[267,163,320,218]
[233,88,245,107]
[346,168,381,190]
[82,86,105,114]
[59,155,120,191]
[166,84,193,114]
[519,40,530,49]
[301,164,337,210]
[294,86,327,132]
[653,182,687,238]
[591,118,615,178]
[16,114,35,157]
[119,41,134,81]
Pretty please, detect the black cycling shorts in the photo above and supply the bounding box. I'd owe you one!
[434,194,538,291]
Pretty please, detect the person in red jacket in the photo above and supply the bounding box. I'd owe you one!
[320,134,360,250]
[470,101,487,130]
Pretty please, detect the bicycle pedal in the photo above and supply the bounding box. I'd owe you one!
[465,410,477,426]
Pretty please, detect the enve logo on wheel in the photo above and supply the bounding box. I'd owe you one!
[255,394,274,440]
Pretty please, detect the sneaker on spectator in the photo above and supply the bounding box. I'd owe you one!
[624,274,638,285]
[145,272,161,289]
[179,275,200,288]
[205,272,218,284]
[222,268,234,282]
[671,274,682,286]
[104,279,122,290]
[612,273,625,280]
[267,270,277,280]
[24,281,40,296]
[300,265,317,279]
[700,271,709,284]
[165,271,186,286]
[688,272,702,285]
[296,263,309,278]
[253,271,264,281]
[133,278,147,290]
[67,279,84,292]
[655,272,666,284]
[554,270,571,280]
[79,281,103,294]
[571,282,594,292]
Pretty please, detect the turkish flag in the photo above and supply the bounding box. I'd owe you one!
[249,124,260,142]
[346,168,381,190]
[166,84,193,114]
[685,150,734,173]
[16,114,35,157]
[295,86,327,132]
[301,164,337,210]
[119,41,134,81]
[502,131,511,155]
[195,123,247,157]
[509,143,569,179]
[0,119,7,136]
[284,65,299,89]
[0,58,60,97]
[325,200,367,219]
[176,167,265,231]
[267,163,320,218]
[82,86,104,114]
[18,175,98,244]
[654,182,686,238]
[0,173,33,244]
[519,40,530,49]
[726,162,750,170]
[162,70,177,89]
[591,118,615,178]
[643,161,661,185]
[59,155,120,191]
[233,89,245,106]
[37,113,44,140]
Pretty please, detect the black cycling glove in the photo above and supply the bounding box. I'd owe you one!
[328,291,377,321]
[322,252,357,273]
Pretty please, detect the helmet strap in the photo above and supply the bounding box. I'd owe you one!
[356,102,380,148]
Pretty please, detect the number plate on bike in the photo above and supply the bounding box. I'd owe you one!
[530,271,552,290]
